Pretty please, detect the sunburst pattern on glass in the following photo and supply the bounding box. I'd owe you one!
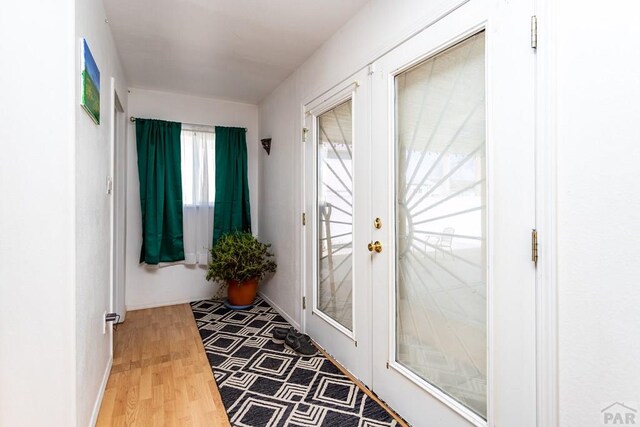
[395,32,487,418]
[317,99,353,331]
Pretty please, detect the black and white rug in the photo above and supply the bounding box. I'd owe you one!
[191,297,399,427]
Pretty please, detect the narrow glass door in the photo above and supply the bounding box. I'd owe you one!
[395,32,487,418]
[304,71,371,383]
[317,99,354,332]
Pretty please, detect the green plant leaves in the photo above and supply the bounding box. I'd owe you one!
[206,231,277,283]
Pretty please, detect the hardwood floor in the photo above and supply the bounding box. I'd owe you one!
[96,304,230,427]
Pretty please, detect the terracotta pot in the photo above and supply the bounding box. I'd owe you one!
[227,278,259,306]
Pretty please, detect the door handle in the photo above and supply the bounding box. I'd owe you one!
[367,241,383,253]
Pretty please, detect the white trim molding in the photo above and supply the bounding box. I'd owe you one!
[259,291,301,331]
[126,296,208,311]
[535,1,559,426]
[89,356,112,427]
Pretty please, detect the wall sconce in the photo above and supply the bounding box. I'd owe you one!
[261,138,272,155]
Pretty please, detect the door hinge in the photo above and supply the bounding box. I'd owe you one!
[105,312,119,323]
[302,296,306,310]
[302,127,309,142]
[531,229,539,266]
[106,177,113,195]
[302,212,306,226]
[531,15,538,49]
[386,362,389,369]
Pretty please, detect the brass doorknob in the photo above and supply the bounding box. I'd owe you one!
[367,241,383,253]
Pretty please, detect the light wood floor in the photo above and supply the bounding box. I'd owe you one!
[96,304,230,426]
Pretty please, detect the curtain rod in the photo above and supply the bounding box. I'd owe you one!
[130,116,247,132]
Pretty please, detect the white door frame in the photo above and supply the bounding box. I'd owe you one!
[534,1,559,426]
[109,77,125,345]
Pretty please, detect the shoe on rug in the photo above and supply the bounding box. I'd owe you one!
[272,327,314,345]
[284,330,319,357]
[271,326,293,344]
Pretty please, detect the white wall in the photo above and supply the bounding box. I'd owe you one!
[125,89,260,310]
[0,0,77,426]
[258,79,301,326]
[555,1,640,425]
[74,0,130,425]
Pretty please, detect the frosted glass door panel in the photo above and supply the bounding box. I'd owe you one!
[395,32,487,418]
[317,99,353,331]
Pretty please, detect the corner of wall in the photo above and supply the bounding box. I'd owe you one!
[74,0,130,424]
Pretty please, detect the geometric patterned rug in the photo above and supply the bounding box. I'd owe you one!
[191,297,399,427]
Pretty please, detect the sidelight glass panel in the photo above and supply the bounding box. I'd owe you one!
[317,99,353,331]
[395,32,487,418]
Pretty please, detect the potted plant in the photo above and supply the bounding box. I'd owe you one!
[206,231,277,307]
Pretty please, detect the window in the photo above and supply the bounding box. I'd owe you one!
[181,127,215,206]
[181,126,215,265]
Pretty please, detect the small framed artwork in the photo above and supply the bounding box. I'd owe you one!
[81,38,100,124]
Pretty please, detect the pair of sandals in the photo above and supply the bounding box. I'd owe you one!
[271,327,319,357]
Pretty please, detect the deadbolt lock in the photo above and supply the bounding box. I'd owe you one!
[374,218,382,229]
[367,241,383,253]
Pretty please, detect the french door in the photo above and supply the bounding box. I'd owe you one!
[303,68,372,383]
[304,0,536,425]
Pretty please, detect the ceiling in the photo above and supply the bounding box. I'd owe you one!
[104,0,369,104]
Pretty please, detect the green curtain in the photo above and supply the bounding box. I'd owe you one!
[135,119,185,264]
[213,126,251,243]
